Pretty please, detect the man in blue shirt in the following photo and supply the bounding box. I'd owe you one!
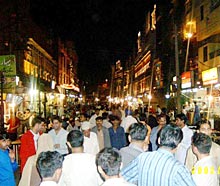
[109,115,126,150]
[0,132,18,186]
[121,124,196,186]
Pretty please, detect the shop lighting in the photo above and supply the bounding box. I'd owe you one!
[60,94,65,100]
[50,93,55,99]
[186,32,193,38]
[9,102,15,108]
[29,89,38,95]
[208,95,213,101]
[214,84,220,88]
[147,95,152,100]
[165,94,170,99]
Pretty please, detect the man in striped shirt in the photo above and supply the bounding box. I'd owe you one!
[121,124,196,186]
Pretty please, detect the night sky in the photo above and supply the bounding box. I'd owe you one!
[30,0,154,90]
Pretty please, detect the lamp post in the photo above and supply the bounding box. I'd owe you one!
[174,24,181,114]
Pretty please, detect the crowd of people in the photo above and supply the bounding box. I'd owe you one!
[0,104,219,186]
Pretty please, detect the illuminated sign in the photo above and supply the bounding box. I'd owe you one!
[61,84,80,92]
[181,71,193,89]
[202,67,219,85]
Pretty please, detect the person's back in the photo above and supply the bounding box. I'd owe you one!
[60,153,100,186]
[58,130,102,186]
[120,123,147,168]
[121,124,196,186]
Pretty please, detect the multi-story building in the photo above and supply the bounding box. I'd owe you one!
[183,0,220,125]
[0,0,79,121]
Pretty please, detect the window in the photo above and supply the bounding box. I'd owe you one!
[203,46,208,62]
[200,5,204,21]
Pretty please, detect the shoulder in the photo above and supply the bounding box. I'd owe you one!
[21,131,32,139]
[120,146,130,153]
[212,141,220,150]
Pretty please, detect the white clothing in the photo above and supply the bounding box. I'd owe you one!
[30,130,40,151]
[175,125,193,164]
[18,134,54,186]
[48,128,68,155]
[186,141,220,183]
[89,114,98,128]
[192,156,218,186]
[103,119,112,128]
[58,153,102,186]
[101,177,136,186]
[83,132,100,155]
[40,181,57,186]
[121,116,137,133]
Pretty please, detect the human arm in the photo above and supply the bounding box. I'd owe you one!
[174,166,196,186]
[121,127,127,147]
[8,148,18,172]
[120,156,139,184]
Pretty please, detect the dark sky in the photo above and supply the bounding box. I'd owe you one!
[30,0,153,89]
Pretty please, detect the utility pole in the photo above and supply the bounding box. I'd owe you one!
[0,71,4,132]
[174,24,181,114]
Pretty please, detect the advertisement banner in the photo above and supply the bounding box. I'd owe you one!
[0,55,16,92]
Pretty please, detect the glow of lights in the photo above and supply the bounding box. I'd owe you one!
[108,97,113,102]
[16,76,19,86]
[9,102,15,108]
[60,94,65,100]
[186,32,193,38]
[133,98,137,102]
[69,94,75,98]
[29,89,38,95]
[127,96,132,101]
[214,84,220,88]
[95,98,99,102]
[128,101,132,106]
[208,95,213,101]
[165,94,170,99]
[50,93,55,99]
[147,95,152,100]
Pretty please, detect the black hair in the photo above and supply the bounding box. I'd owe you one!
[129,123,147,141]
[139,113,147,122]
[36,151,63,178]
[102,112,109,119]
[96,147,122,176]
[67,130,84,148]
[31,116,43,128]
[0,131,9,140]
[52,115,62,123]
[196,119,211,130]
[159,124,183,149]
[109,114,120,121]
[175,113,188,124]
[192,132,212,154]
[95,116,103,121]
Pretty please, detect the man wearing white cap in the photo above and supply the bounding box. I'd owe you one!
[81,121,100,155]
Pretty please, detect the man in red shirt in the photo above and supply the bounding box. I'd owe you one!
[19,116,43,173]
[6,113,21,141]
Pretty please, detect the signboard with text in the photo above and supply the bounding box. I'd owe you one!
[181,71,194,89]
[0,55,16,92]
[202,67,219,85]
